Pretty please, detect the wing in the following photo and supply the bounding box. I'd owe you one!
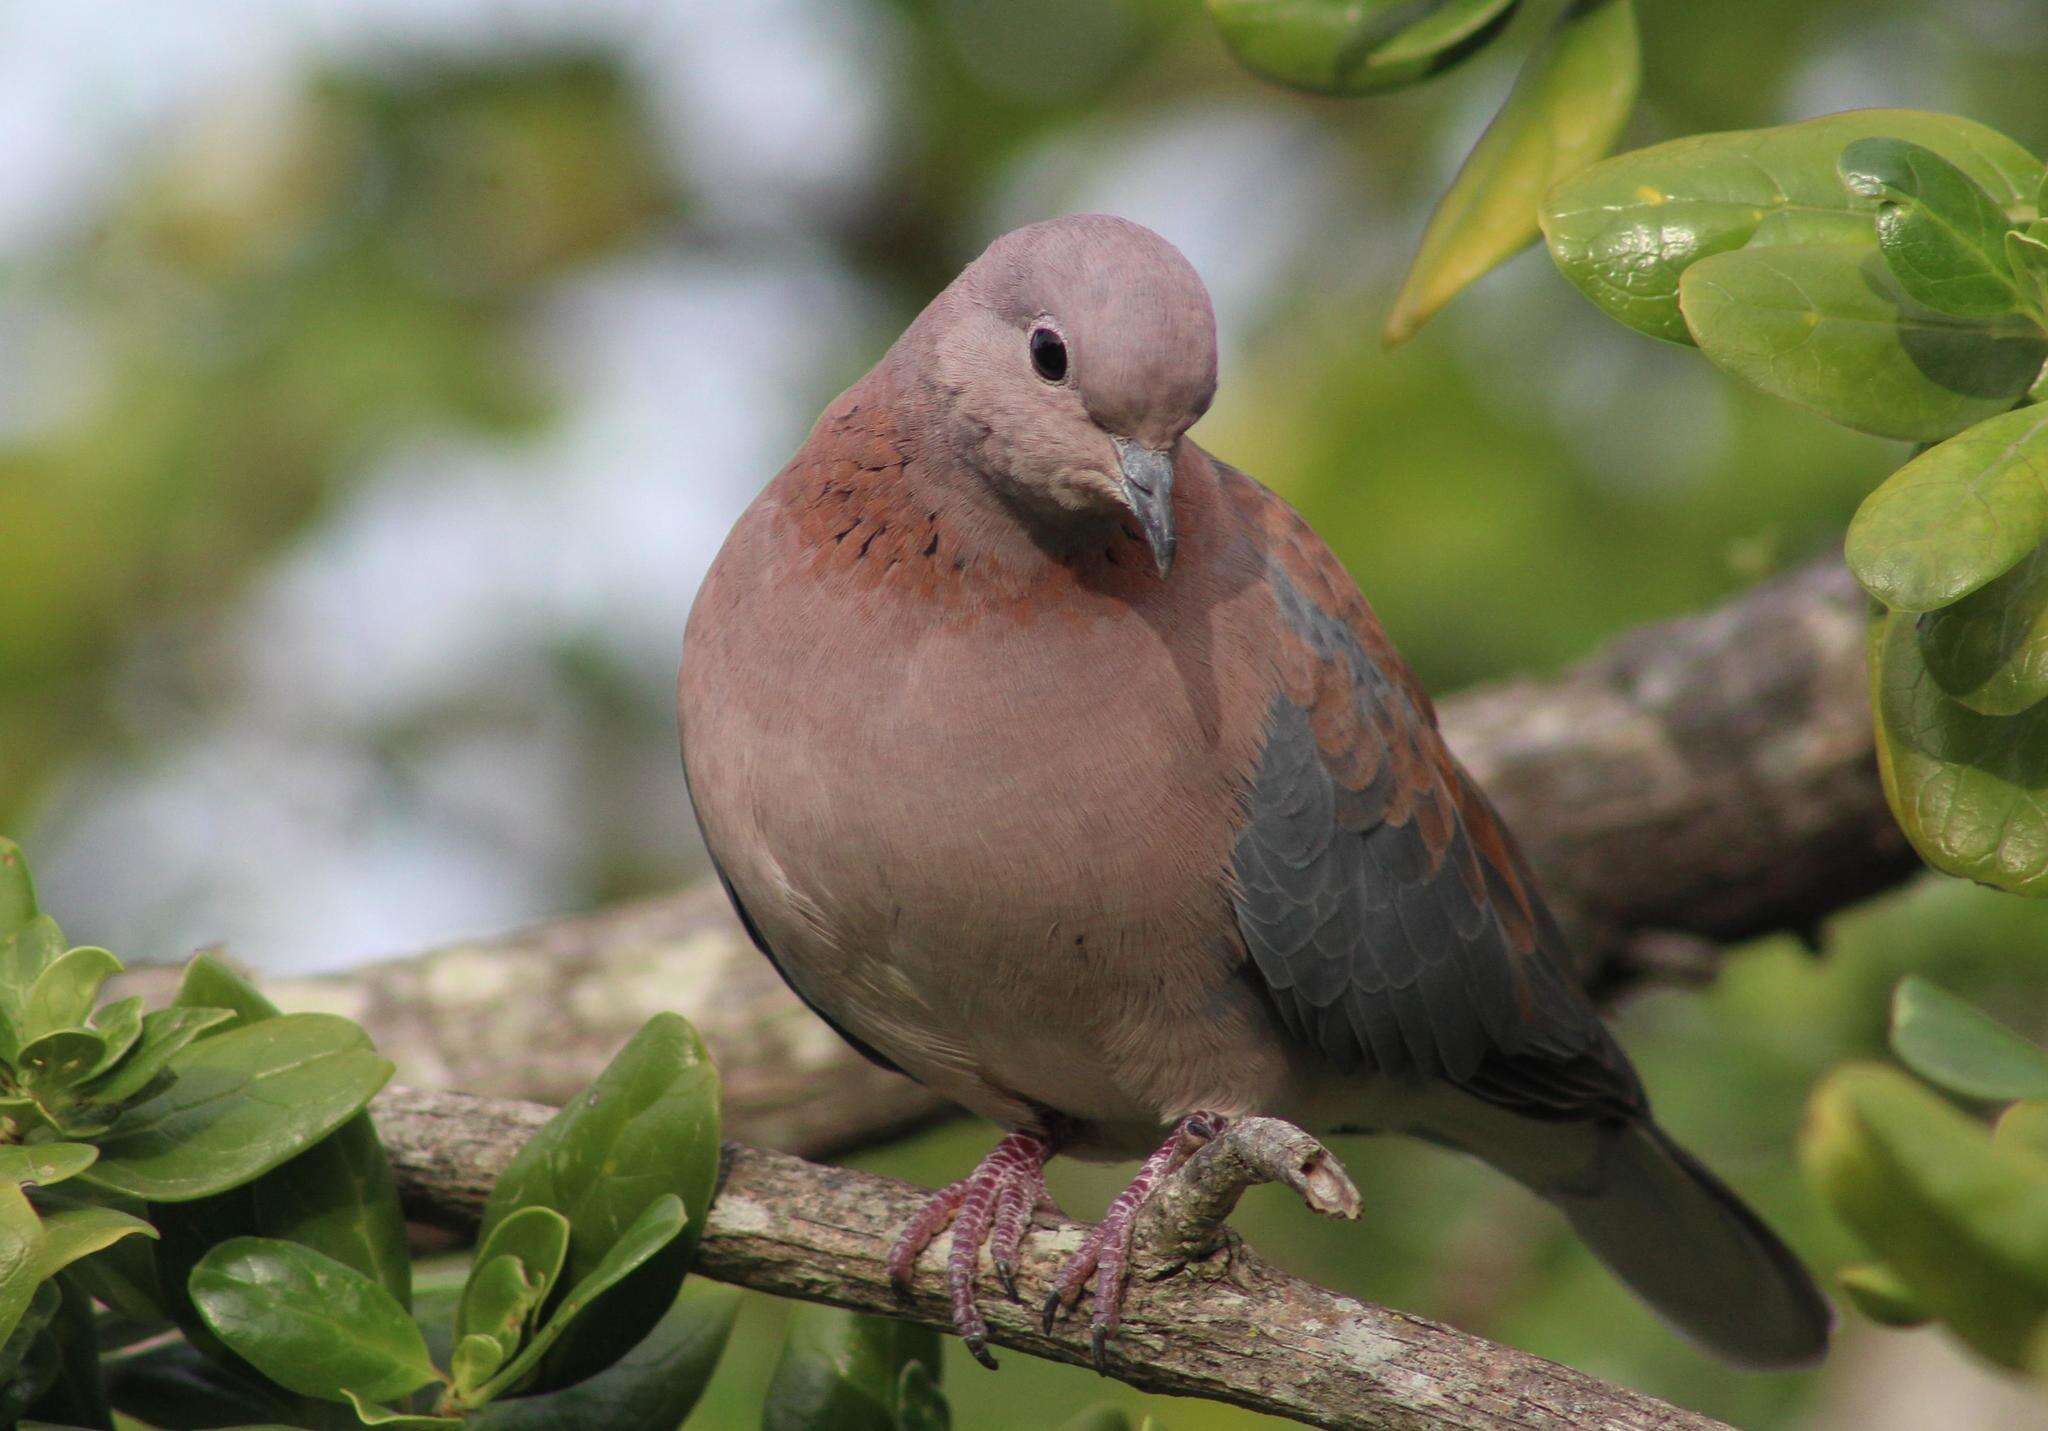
[1221,466,1644,1124]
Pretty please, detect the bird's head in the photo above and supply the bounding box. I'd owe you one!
[919,213,1217,578]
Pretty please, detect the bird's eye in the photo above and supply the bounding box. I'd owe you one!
[1029,326,1068,382]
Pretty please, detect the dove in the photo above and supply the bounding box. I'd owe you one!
[677,213,1830,1372]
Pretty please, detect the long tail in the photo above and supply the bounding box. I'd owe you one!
[1544,1120,1832,1369]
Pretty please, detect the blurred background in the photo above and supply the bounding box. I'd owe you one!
[6,0,2048,1425]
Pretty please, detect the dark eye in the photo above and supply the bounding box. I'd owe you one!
[1029,326,1067,382]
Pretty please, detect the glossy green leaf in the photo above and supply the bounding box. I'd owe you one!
[1384,0,1638,345]
[157,963,412,1308]
[342,1388,464,1428]
[16,1029,107,1093]
[0,1181,42,1350]
[1838,1260,1930,1326]
[0,919,67,1047]
[1850,405,2048,611]
[1543,110,2043,343]
[478,1012,719,1390]
[2008,229,2048,324]
[33,1199,156,1282]
[763,1304,947,1431]
[1999,1100,2048,1161]
[460,1255,542,1371]
[459,1205,570,1360]
[85,996,145,1080]
[1802,1062,2048,1366]
[452,1332,508,1394]
[1842,137,2026,318]
[191,1236,441,1403]
[1871,607,2048,895]
[1678,242,2047,441]
[0,840,36,939]
[469,1194,687,1405]
[1893,976,2048,1100]
[1916,544,2048,715]
[173,950,280,1031]
[19,946,122,1042]
[82,1013,394,1202]
[1206,0,1519,97]
[0,1144,96,1188]
[88,1005,237,1104]
[465,1283,738,1431]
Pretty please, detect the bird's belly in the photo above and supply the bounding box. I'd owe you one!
[687,607,1288,1147]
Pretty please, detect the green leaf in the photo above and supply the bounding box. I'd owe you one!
[1842,137,2027,318]
[452,1332,508,1394]
[2008,229,2048,324]
[1837,1262,1932,1327]
[0,919,67,1050]
[1802,1062,2048,1366]
[459,1255,543,1372]
[1891,976,2048,1100]
[0,1181,43,1351]
[1916,544,2048,715]
[173,950,280,1031]
[16,1029,107,1094]
[23,1270,114,1428]
[88,1005,238,1104]
[1850,405,2048,611]
[1384,0,1639,345]
[86,995,146,1080]
[0,1144,96,1188]
[469,1194,687,1405]
[1542,110,2043,344]
[0,839,37,939]
[1871,607,2048,895]
[1678,243,2047,441]
[190,1236,441,1403]
[99,1332,312,1427]
[341,1388,464,1428]
[477,1012,720,1391]
[763,1304,947,1431]
[1205,0,1519,97]
[82,1013,394,1202]
[464,1284,738,1431]
[19,945,122,1043]
[2000,1100,2048,1161]
[32,1199,156,1281]
[458,1205,571,1360]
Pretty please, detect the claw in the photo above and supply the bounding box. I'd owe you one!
[1041,1111,1226,1363]
[888,1130,1056,1365]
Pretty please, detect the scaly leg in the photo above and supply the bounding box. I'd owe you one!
[1041,1111,1226,1370]
[887,1130,1055,1367]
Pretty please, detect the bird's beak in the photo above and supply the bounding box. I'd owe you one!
[1111,436,1176,579]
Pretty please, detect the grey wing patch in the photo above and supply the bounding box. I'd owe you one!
[1229,566,1644,1124]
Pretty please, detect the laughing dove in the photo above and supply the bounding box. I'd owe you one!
[677,213,1830,1371]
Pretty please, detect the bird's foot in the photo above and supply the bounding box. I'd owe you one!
[887,1130,1055,1368]
[1041,1111,1227,1371]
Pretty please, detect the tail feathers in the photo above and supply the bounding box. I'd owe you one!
[1548,1121,1833,1370]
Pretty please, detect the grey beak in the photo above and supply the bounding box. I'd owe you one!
[1111,436,1176,579]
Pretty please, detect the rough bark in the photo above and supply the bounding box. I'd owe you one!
[116,556,1909,1158]
[371,1086,1730,1431]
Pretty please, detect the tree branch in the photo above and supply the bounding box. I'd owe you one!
[371,1086,1729,1431]
[117,557,1908,1160]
